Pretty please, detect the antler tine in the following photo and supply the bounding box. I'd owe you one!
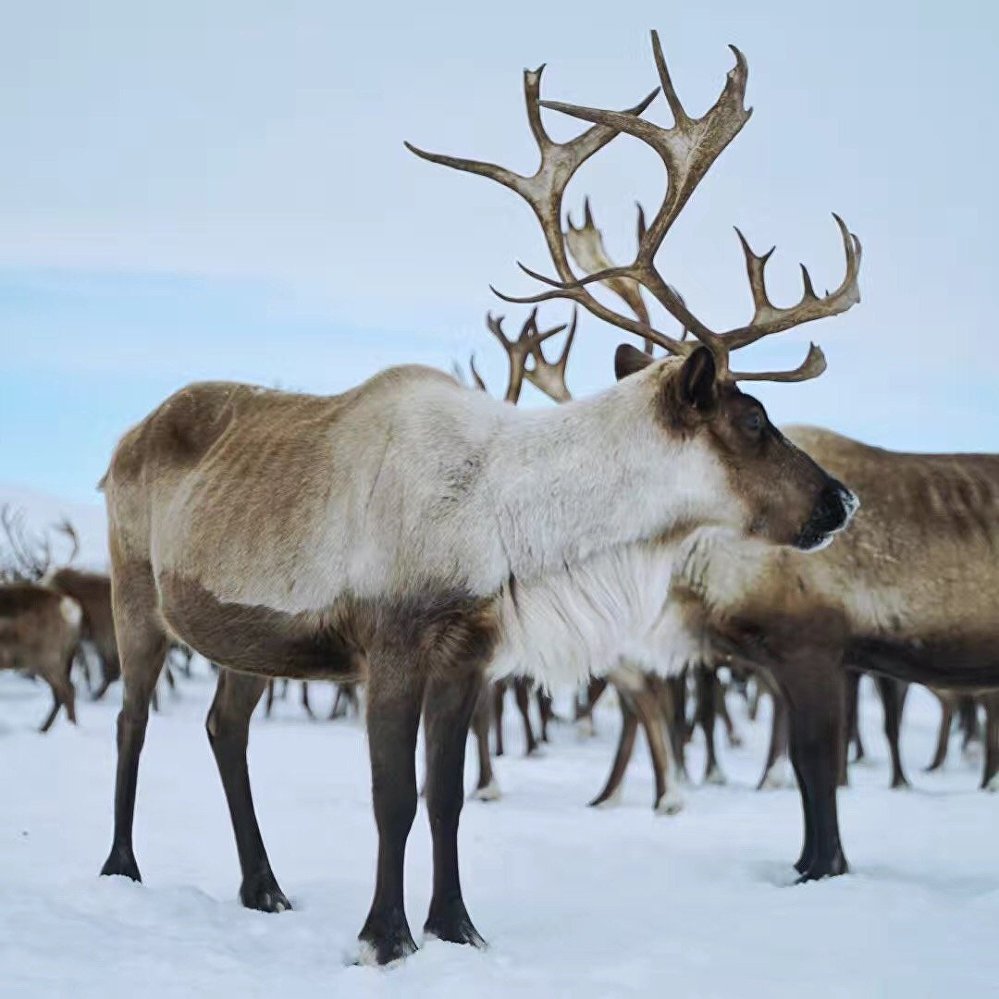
[537,32,750,359]
[724,214,862,351]
[54,518,80,564]
[729,342,828,383]
[524,308,577,403]
[566,197,660,354]
[468,354,489,393]
[407,69,683,353]
[483,308,566,404]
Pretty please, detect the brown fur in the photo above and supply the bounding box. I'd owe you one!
[682,428,999,878]
[0,583,80,732]
[46,568,120,697]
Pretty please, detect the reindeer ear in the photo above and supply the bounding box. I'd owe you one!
[678,346,718,413]
[614,344,653,381]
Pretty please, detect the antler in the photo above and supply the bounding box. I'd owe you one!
[53,518,80,565]
[409,30,862,384]
[478,308,571,403]
[0,505,53,581]
[565,199,653,354]
[523,308,577,402]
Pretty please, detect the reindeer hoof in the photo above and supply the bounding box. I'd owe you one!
[358,910,419,965]
[654,791,684,816]
[240,874,292,913]
[100,848,141,882]
[424,900,488,949]
[470,777,501,801]
[704,766,727,787]
[982,773,999,793]
[794,852,848,882]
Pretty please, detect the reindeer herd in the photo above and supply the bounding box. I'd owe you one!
[2,30,997,968]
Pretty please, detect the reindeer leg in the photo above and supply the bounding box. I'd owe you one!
[696,665,725,785]
[205,669,289,912]
[537,688,553,742]
[757,685,790,790]
[925,694,954,772]
[100,559,168,883]
[784,664,848,881]
[38,684,62,733]
[358,657,426,965]
[980,693,999,791]
[876,676,910,789]
[422,669,488,948]
[589,691,638,807]
[470,685,499,800]
[513,677,538,756]
[492,681,505,757]
[635,678,683,814]
[715,672,741,748]
[264,679,276,718]
[300,681,315,719]
[843,670,863,768]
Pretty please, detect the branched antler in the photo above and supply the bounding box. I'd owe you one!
[473,308,571,403]
[0,505,53,581]
[408,30,862,384]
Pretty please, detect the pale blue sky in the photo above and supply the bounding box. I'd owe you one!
[1,1,996,501]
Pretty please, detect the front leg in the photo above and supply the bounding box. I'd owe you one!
[783,665,848,882]
[358,660,426,965]
[422,668,488,948]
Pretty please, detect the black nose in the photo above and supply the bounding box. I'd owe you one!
[796,479,859,551]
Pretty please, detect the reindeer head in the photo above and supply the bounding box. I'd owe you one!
[410,30,861,552]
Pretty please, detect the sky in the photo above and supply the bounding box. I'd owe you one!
[1,1,997,502]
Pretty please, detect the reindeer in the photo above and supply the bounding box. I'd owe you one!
[45,565,120,700]
[98,32,859,964]
[0,509,82,731]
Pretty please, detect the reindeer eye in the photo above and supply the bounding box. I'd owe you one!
[742,410,764,436]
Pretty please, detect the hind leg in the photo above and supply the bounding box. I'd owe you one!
[590,689,638,807]
[206,669,290,911]
[100,558,167,883]
[513,677,538,756]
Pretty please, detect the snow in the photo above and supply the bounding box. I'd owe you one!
[3,664,999,998]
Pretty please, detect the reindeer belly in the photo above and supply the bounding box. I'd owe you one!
[849,631,999,691]
[157,572,364,680]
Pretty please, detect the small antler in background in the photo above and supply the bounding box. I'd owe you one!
[0,505,53,582]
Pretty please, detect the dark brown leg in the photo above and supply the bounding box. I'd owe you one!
[537,689,554,742]
[843,670,864,770]
[100,558,168,883]
[695,665,725,785]
[980,693,999,791]
[784,665,848,882]
[925,693,954,772]
[38,684,62,733]
[205,669,290,912]
[492,681,505,757]
[358,657,426,965]
[300,681,315,719]
[875,676,910,789]
[574,676,607,737]
[513,677,538,756]
[960,697,981,755]
[589,689,639,807]
[422,669,487,948]
[469,685,499,800]
[264,679,276,718]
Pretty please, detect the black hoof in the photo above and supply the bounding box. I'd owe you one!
[100,848,141,882]
[424,899,487,949]
[794,852,849,882]
[358,910,419,965]
[240,872,292,913]
[890,777,911,790]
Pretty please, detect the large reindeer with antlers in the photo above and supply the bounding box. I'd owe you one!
[0,507,82,731]
[99,32,859,964]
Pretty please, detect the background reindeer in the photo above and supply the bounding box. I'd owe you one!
[0,507,82,731]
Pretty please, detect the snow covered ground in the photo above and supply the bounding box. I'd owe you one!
[2,661,998,998]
